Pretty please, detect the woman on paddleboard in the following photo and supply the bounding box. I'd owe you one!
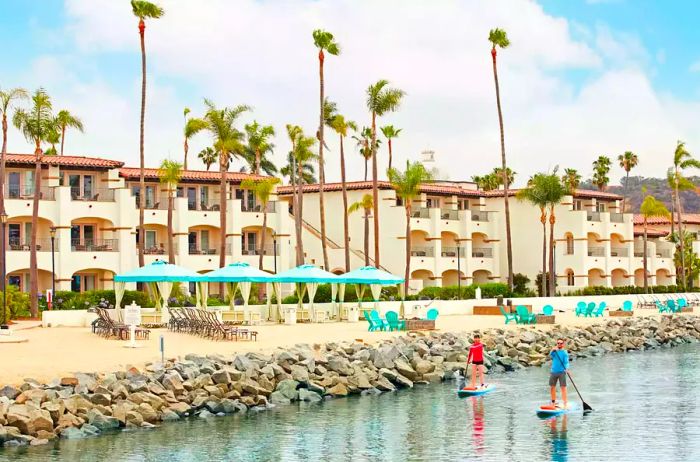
[549,338,570,408]
[466,334,486,389]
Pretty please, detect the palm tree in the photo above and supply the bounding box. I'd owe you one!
[328,113,357,271]
[348,194,373,266]
[313,29,341,271]
[44,121,61,156]
[472,173,501,192]
[488,27,514,290]
[492,167,516,187]
[281,151,317,185]
[542,170,568,296]
[244,121,275,175]
[12,88,54,317]
[55,109,83,156]
[131,0,164,269]
[183,107,206,170]
[670,141,700,288]
[241,177,280,271]
[287,125,317,265]
[592,155,611,191]
[517,174,549,296]
[387,161,433,293]
[381,125,402,171]
[197,147,217,171]
[352,126,377,181]
[640,195,670,292]
[561,168,581,191]
[202,100,251,277]
[156,159,182,263]
[618,151,638,211]
[366,80,405,268]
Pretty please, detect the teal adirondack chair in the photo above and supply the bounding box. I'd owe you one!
[575,301,587,317]
[370,310,388,331]
[677,299,687,311]
[426,308,439,321]
[516,305,536,324]
[592,302,606,317]
[542,305,554,316]
[499,306,518,324]
[584,302,596,317]
[364,310,379,331]
[622,300,633,312]
[656,301,668,313]
[666,299,677,313]
[385,311,405,331]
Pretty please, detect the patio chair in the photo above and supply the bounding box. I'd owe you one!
[515,305,536,324]
[364,310,380,331]
[385,311,405,331]
[584,302,596,317]
[369,310,388,331]
[677,298,688,310]
[542,305,554,316]
[666,299,677,313]
[575,301,587,317]
[622,300,633,312]
[656,301,668,313]
[499,306,518,324]
[426,308,439,321]
[592,302,606,317]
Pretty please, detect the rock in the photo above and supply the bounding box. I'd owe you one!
[35,430,57,441]
[30,438,49,446]
[81,423,100,437]
[87,409,120,432]
[413,359,435,375]
[519,331,538,343]
[91,394,112,406]
[327,383,348,397]
[290,365,310,383]
[269,392,291,405]
[0,386,20,400]
[373,376,396,392]
[275,380,299,401]
[74,373,98,392]
[394,359,419,381]
[348,373,372,390]
[394,374,413,388]
[168,402,191,416]
[422,372,443,383]
[60,377,78,387]
[211,370,231,385]
[60,427,86,439]
[162,375,185,395]
[125,411,144,427]
[327,356,352,375]
[161,410,180,421]
[298,389,322,402]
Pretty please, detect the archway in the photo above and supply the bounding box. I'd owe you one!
[6,269,53,294]
[410,230,431,257]
[70,268,115,292]
[410,269,434,292]
[188,225,221,255]
[634,268,649,287]
[441,269,464,286]
[472,270,491,284]
[610,268,628,287]
[587,268,606,286]
[656,269,673,286]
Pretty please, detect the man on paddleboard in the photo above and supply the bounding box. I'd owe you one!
[549,338,570,408]
[466,334,486,389]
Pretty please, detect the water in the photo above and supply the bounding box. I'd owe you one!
[3,345,700,462]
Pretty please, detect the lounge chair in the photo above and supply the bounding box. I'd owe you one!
[516,305,536,324]
[369,310,388,331]
[656,301,668,313]
[592,302,606,317]
[677,298,688,311]
[364,310,380,332]
[426,308,439,321]
[542,305,554,316]
[666,299,677,313]
[622,300,633,312]
[584,302,596,317]
[499,306,518,324]
[575,301,587,317]
[385,311,405,331]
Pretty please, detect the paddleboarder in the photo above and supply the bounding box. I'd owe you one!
[467,334,486,389]
[549,338,570,408]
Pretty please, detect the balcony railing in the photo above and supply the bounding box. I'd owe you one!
[610,247,628,257]
[587,211,601,222]
[411,208,430,219]
[144,244,168,255]
[441,246,460,257]
[5,185,55,201]
[189,201,220,211]
[71,239,119,252]
[241,202,276,213]
[410,246,434,257]
[610,213,624,223]
[440,209,459,220]
[240,245,279,256]
[587,246,605,257]
[472,247,493,258]
[7,239,56,252]
[72,188,115,202]
[189,246,219,255]
[471,211,489,222]
[657,249,672,258]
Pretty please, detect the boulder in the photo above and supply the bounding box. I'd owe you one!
[60,427,86,439]
[168,402,191,416]
[290,365,310,383]
[60,377,78,387]
[394,359,419,381]
[327,383,348,397]
[298,389,322,402]
[372,376,396,392]
[162,375,185,394]
[161,410,180,421]
[413,359,435,375]
[90,394,111,406]
[269,392,291,405]
[87,409,120,432]
[275,380,299,401]
[348,373,372,390]
[0,386,20,400]
[211,370,231,385]
[393,374,413,388]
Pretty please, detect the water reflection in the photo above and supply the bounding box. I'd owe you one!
[543,415,568,462]
[468,397,486,455]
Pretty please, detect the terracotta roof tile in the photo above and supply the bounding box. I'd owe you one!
[119,167,267,183]
[633,213,700,225]
[633,225,668,237]
[5,153,124,169]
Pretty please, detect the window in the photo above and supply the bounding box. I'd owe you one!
[188,231,197,252]
[244,232,257,254]
[145,186,156,208]
[458,199,470,210]
[573,200,583,211]
[8,172,20,197]
[426,197,440,208]
[187,187,197,210]
[145,230,157,249]
[200,187,209,208]
[396,197,404,207]
[7,223,21,246]
[83,175,93,198]
[566,234,574,255]
[596,202,606,212]
[71,224,95,248]
[71,274,96,293]
[200,230,210,251]
[176,187,184,198]
[566,270,575,286]
[69,174,94,199]
[24,171,34,196]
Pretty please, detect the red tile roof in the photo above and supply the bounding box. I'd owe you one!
[119,167,267,183]
[633,225,668,237]
[633,213,700,226]
[5,153,124,169]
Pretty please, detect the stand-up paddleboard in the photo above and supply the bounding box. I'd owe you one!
[536,402,578,417]
[457,384,496,397]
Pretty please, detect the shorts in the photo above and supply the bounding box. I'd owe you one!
[549,372,567,387]
[472,360,484,366]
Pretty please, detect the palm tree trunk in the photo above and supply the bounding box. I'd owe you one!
[167,192,175,264]
[371,112,380,268]
[548,209,556,297]
[388,139,393,171]
[183,137,188,171]
[219,151,227,297]
[643,218,649,293]
[137,19,147,269]
[0,114,7,297]
[363,211,369,266]
[29,145,42,317]
[624,170,630,213]
[258,209,268,301]
[364,157,368,181]
[491,47,514,290]
[255,149,261,175]
[60,125,66,156]
[404,204,411,294]
[340,134,350,272]
[295,160,305,266]
[540,208,547,297]
[675,178,687,288]
[318,52,329,271]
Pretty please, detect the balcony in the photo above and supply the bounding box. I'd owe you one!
[411,208,430,219]
[610,247,628,257]
[71,239,119,252]
[410,246,434,257]
[657,249,672,258]
[5,185,55,201]
[7,239,56,252]
[241,245,279,256]
[610,213,624,223]
[471,211,489,222]
[440,209,459,220]
[72,188,115,202]
[143,244,168,255]
[241,202,276,213]
[188,200,220,211]
[587,246,605,257]
[441,246,460,257]
[189,245,219,255]
[472,247,493,258]
[587,211,601,222]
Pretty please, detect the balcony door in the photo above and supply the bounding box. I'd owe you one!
[7,172,20,198]
[244,232,257,255]
[71,273,96,293]
[187,187,197,210]
[71,224,95,249]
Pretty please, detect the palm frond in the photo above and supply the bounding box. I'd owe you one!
[131,0,164,19]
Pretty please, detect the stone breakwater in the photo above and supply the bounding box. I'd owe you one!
[1,315,700,447]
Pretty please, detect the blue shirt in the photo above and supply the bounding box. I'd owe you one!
[550,349,569,373]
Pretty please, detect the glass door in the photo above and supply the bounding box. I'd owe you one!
[200,230,210,253]
[69,174,81,198]
[8,172,20,198]
[187,187,197,210]
[83,175,94,199]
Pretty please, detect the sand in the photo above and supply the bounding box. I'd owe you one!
[0,311,663,386]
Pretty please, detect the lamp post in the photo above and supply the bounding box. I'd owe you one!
[456,245,462,298]
[1,211,8,328]
[272,231,278,274]
[50,227,56,307]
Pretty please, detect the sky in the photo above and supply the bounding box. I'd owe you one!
[2,0,700,187]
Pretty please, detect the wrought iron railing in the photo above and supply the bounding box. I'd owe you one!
[71,239,119,251]
[472,247,493,258]
[410,246,434,257]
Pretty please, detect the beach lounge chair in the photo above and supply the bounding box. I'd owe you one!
[516,305,536,324]
[575,301,587,317]
[677,298,688,310]
[592,302,606,317]
[622,300,633,312]
[584,302,596,317]
[385,311,405,331]
[426,308,439,321]
[656,301,668,313]
[542,305,554,316]
[364,310,380,331]
[666,299,677,313]
[499,306,518,324]
[369,310,388,331]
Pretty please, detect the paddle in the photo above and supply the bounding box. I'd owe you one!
[552,349,593,412]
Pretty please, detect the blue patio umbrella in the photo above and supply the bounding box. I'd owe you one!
[271,264,339,322]
[338,266,404,315]
[201,262,277,320]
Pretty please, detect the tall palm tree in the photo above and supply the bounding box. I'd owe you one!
[640,195,670,292]
[592,155,611,191]
[472,173,501,192]
[12,88,53,317]
[313,29,341,271]
[197,147,217,171]
[517,174,549,296]
[352,126,377,181]
[287,125,317,265]
[387,161,433,293]
[366,80,405,268]
[241,177,280,271]
[488,27,514,290]
[281,151,316,185]
[157,159,182,263]
[55,109,83,156]
[182,107,206,170]
[131,0,164,269]
[348,194,374,266]
[618,151,638,212]
[244,121,275,175]
[670,141,700,288]
[542,170,568,296]
[202,100,250,277]
[380,125,402,171]
[492,167,516,187]
[44,120,61,156]
[561,168,581,192]
[328,113,357,272]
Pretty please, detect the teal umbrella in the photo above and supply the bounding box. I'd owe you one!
[338,266,405,316]
[272,265,339,322]
[201,262,277,321]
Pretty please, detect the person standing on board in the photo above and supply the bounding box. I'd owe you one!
[549,338,570,408]
[466,334,486,389]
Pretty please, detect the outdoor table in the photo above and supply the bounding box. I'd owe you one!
[609,310,633,317]
[535,314,555,324]
[404,319,436,331]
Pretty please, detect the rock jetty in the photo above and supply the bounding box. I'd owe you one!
[1,315,700,447]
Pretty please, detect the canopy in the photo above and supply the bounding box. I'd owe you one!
[271,264,339,283]
[202,262,276,283]
[338,266,404,285]
[114,260,202,282]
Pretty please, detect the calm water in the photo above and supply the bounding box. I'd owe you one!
[3,344,700,462]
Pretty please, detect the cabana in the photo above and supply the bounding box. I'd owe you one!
[201,262,278,322]
[113,260,203,315]
[338,266,404,318]
[271,264,339,323]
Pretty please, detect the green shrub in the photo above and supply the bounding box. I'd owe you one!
[564,285,690,296]
[0,286,31,320]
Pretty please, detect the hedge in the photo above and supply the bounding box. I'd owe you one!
[564,285,696,296]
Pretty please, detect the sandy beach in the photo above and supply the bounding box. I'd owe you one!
[0,310,665,386]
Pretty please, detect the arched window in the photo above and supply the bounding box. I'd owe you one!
[565,233,574,255]
[566,269,575,286]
